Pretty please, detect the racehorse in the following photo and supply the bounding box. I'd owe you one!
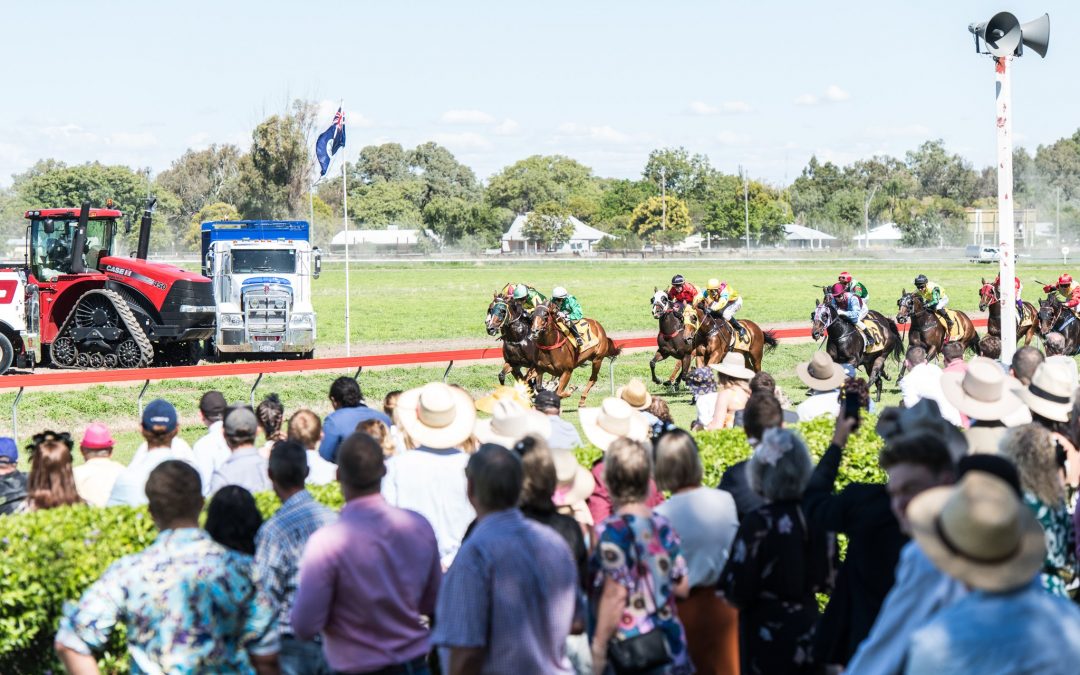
[978,279,1038,345]
[485,296,539,388]
[529,302,621,406]
[896,289,978,377]
[691,308,778,372]
[649,290,695,389]
[1038,295,1080,355]
[811,300,903,401]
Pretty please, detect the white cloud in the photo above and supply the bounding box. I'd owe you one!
[825,85,850,102]
[716,131,751,145]
[493,118,520,136]
[185,131,212,148]
[688,100,753,115]
[440,109,496,125]
[556,123,631,144]
[107,132,158,149]
[315,99,374,128]
[432,131,491,150]
[794,94,819,106]
[864,123,931,138]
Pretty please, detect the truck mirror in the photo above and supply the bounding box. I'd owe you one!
[124,215,133,235]
[43,219,55,235]
[204,250,215,277]
[313,248,322,279]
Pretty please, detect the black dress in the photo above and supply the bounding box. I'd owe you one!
[718,500,836,675]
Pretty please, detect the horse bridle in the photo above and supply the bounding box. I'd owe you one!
[979,285,998,310]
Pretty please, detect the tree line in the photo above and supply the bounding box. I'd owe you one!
[3,99,1080,253]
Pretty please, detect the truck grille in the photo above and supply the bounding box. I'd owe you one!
[243,285,291,336]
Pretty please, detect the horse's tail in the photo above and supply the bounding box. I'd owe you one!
[762,330,779,351]
[607,338,623,359]
[886,318,905,363]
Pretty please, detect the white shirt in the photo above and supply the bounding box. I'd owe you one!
[73,457,125,507]
[305,449,338,486]
[655,487,739,588]
[129,436,195,470]
[191,422,231,496]
[900,363,963,426]
[694,392,718,427]
[107,448,193,507]
[796,391,841,421]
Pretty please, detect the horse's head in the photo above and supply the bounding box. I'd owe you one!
[530,302,552,340]
[1038,297,1060,334]
[896,289,913,324]
[977,280,997,312]
[651,290,671,318]
[811,300,832,340]
[485,298,508,336]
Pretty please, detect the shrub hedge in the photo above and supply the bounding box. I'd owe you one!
[0,417,882,673]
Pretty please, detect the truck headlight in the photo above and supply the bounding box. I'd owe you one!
[290,313,314,328]
[221,313,243,328]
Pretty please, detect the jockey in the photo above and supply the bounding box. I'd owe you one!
[831,283,876,346]
[666,274,699,308]
[993,274,1023,312]
[1043,274,1080,313]
[914,274,954,332]
[698,278,747,340]
[551,286,585,346]
[838,271,869,301]
[510,283,547,312]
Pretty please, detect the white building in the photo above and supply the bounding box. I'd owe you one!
[852,223,903,247]
[782,223,836,249]
[501,213,609,254]
[330,225,436,253]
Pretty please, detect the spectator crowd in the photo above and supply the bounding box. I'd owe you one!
[1,341,1079,675]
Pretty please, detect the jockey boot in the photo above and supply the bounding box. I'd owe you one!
[730,317,748,340]
[568,322,584,346]
[859,323,877,346]
[937,308,954,332]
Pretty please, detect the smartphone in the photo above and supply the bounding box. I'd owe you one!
[843,392,861,430]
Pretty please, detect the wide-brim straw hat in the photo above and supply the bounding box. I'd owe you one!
[616,378,653,410]
[908,471,1045,592]
[579,397,650,452]
[474,400,552,447]
[396,382,477,450]
[796,352,846,391]
[711,352,755,380]
[941,356,1023,422]
[1019,361,1075,423]
[474,384,534,415]
[552,448,596,503]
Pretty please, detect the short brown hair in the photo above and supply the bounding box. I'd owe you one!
[743,392,783,442]
[653,430,702,492]
[978,335,1002,360]
[287,409,322,448]
[518,436,557,511]
[604,438,652,506]
[647,397,673,425]
[337,432,385,492]
[145,461,203,526]
[879,432,953,474]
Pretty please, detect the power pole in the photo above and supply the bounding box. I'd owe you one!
[740,165,750,254]
[1057,186,1061,244]
[863,184,879,250]
[660,166,667,235]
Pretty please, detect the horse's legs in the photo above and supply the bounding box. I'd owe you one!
[668,358,684,387]
[649,351,664,385]
[498,362,511,386]
[556,371,574,399]
[866,356,886,402]
[578,359,604,407]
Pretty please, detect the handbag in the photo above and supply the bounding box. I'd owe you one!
[606,517,673,674]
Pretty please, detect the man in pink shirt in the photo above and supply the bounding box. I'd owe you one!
[941,342,969,375]
[291,433,442,673]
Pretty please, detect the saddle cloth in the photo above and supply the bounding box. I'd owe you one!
[861,322,888,354]
[933,308,966,340]
[727,323,753,350]
[1018,303,1036,328]
[560,319,601,351]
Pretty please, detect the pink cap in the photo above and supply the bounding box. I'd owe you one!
[81,423,115,450]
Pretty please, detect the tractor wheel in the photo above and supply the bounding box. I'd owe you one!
[0,333,14,375]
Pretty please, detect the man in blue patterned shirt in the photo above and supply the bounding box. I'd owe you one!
[255,440,337,674]
[55,460,279,674]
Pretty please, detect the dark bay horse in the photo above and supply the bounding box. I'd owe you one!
[979,280,1037,345]
[811,300,903,401]
[1038,295,1080,355]
[529,302,621,406]
[485,296,539,388]
[649,290,694,389]
[896,289,978,377]
[691,308,777,372]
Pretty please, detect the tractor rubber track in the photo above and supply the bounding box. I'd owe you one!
[50,289,155,369]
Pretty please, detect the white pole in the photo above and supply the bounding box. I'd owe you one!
[342,136,351,358]
[742,167,750,254]
[996,56,1017,362]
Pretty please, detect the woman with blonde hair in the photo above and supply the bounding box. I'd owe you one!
[23,431,83,512]
[1000,423,1077,598]
[356,418,396,458]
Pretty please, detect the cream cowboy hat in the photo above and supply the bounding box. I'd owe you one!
[474,400,552,448]
[711,352,755,380]
[552,447,596,504]
[908,471,1046,592]
[579,397,650,452]
[474,384,534,415]
[615,378,653,410]
[1020,361,1076,423]
[396,382,477,450]
[796,352,846,391]
[941,356,1024,422]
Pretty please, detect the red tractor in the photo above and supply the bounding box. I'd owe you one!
[19,200,216,369]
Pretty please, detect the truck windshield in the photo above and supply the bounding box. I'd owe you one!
[231,249,296,274]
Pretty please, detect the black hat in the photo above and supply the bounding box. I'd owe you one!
[533,390,561,410]
[671,274,685,285]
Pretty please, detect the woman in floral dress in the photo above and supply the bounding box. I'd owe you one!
[591,437,693,675]
[718,428,836,675]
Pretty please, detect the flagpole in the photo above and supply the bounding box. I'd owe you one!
[341,107,351,357]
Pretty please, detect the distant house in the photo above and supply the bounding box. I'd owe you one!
[852,223,903,247]
[782,223,836,249]
[330,225,438,254]
[501,213,609,254]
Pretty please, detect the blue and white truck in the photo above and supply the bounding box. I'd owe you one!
[200,220,321,359]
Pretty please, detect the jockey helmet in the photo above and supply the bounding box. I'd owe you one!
[838,272,852,283]
[512,285,528,300]
[831,283,847,298]
[1059,274,1073,286]
[914,274,928,287]
[706,278,721,290]
[552,286,568,299]
[671,274,685,286]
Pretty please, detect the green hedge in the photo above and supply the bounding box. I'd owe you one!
[0,418,882,673]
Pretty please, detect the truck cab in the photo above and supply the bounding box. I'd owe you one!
[201,220,320,359]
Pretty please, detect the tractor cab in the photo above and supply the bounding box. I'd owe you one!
[24,207,120,282]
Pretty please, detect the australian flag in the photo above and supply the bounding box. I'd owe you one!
[315,107,346,176]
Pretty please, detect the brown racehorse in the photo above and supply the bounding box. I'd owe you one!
[691,308,778,372]
[529,302,622,406]
[978,279,1038,345]
[896,289,978,377]
[485,295,540,389]
[649,289,694,389]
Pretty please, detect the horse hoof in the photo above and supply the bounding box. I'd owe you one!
[578,397,588,408]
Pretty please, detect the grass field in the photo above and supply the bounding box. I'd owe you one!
[7,257,1074,470]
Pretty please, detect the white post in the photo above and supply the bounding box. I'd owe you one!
[741,166,750,254]
[342,149,351,357]
[996,56,1017,362]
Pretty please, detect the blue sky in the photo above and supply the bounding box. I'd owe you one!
[2,1,1077,187]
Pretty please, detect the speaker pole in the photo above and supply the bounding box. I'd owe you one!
[995,55,1017,361]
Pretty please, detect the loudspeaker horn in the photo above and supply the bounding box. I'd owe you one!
[978,11,1022,57]
[1020,13,1050,58]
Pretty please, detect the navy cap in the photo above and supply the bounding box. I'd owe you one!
[0,437,16,463]
[142,399,178,433]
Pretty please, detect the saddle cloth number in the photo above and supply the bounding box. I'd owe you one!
[861,322,887,354]
[561,319,600,350]
[934,309,964,339]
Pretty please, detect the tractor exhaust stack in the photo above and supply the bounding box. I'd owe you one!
[68,201,91,274]
[135,197,156,261]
